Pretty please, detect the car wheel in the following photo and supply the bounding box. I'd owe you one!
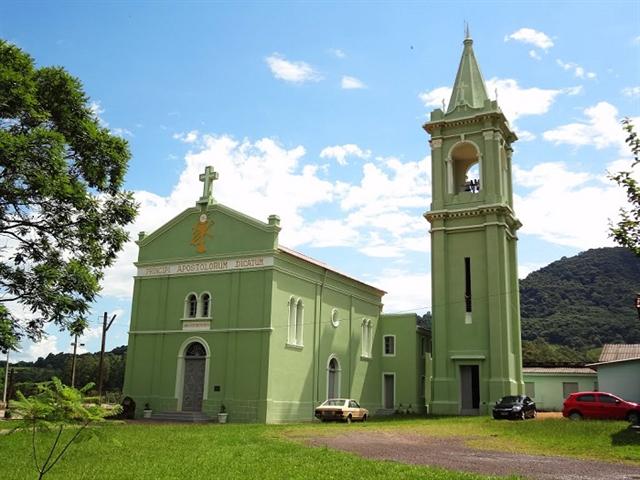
[346,415,352,425]
[519,411,525,420]
[569,411,583,421]
[362,414,367,422]
[627,411,640,425]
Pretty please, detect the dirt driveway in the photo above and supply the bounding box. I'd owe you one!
[305,430,640,480]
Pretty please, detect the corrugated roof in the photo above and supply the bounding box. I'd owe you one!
[598,344,640,363]
[523,367,596,375]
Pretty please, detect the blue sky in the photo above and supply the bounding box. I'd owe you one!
[2,1,639,361]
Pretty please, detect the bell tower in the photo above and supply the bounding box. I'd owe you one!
[424,34,524,415]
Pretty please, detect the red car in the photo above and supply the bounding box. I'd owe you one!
[562,391,640,424]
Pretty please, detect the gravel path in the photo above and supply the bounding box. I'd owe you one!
[305,430,640,480]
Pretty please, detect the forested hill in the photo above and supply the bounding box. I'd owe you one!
[520,247,640,362]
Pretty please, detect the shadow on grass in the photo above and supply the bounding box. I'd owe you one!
[610,425,640,447]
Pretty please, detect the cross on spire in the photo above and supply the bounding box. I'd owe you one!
[198,165,219,205]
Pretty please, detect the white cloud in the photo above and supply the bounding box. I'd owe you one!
[173,130,199,143]
[515,129,536,141]
[528,50,541,61]
[15,334,59,362]
[320,144,371,166]
[113,127,133,138]
[542,102,633,154]
[556,59,596,79]
[505,28,554,50]
[89,100,109,128]
[101,135,434,299]
[514,162,627,250]
[622,86,640,97]
[564,86,583,96]
[265,53,322,84]
[518,262,546,279]
[420,78,566,124]
[329,48,346,58]
[89,100,105,117]
[101,135,335,298]
[418,86,451,110]
[376,270,431,314]
[341,76,366,89]
[486,78,562,122]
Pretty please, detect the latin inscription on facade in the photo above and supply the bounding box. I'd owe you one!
[137,256,274,278]
[182,321,211,331]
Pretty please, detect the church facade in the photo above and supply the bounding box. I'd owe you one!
[123,34,522,421]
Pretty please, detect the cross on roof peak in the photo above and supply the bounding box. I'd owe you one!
[198,165,219,206]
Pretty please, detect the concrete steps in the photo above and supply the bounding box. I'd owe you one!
[149,411,211,423]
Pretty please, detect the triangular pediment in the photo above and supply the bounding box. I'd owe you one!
[136,203,280,264]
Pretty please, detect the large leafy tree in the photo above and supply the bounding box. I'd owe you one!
[0,40,137,351]
[609,118,640,256]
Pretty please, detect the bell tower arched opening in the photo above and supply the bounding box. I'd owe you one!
[449,141,481,194]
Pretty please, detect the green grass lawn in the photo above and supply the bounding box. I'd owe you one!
[1,416,637,480]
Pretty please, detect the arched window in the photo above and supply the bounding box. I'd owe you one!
[327,356,341,399]
[186,341,206,357]
[361,319,372,358]
[295,299,304,346]
[185,293,198,318]
[287,296,296,344]
[200,293,211,318]
[449,141,481,194]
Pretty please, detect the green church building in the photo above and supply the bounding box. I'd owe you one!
[123,33,522,421]
[122,167,429,422]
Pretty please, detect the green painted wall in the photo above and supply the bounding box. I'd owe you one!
[380,314,429,413]
[424,36,523,415]
[596,360,640,403]
[522,372,597,411]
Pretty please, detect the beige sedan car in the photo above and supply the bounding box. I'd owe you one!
[314,398,369,423]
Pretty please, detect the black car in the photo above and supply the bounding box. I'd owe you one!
[492,395,537,420]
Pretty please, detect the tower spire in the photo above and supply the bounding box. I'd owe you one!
[446,32,489,114]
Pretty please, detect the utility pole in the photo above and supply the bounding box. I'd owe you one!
[2,350,9,406]
[70,334,85,388]
[97,312,117,402]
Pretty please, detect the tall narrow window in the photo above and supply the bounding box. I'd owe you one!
[288,297,296,344]
[295,299,304,346]
[361,319,372,358]
[200,293,211,318]
[383,335,395,356]
[186,294,198,318]
[464,257,472,324]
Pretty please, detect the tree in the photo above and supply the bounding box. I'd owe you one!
[609,118,640,256]
[0,40,137,350]
[11,377,121,479]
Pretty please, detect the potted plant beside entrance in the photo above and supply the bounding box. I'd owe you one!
[143,402,152,419]
[217,404,228,424]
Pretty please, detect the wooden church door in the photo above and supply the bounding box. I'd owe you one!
[182,342,206,412]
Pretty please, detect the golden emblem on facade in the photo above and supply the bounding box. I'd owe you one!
[191,213,213,254]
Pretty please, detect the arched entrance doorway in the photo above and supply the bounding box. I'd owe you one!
[182,342,206,412]
[327,356,341,399]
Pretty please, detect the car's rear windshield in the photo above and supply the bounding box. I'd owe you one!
[322,399,345,406]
